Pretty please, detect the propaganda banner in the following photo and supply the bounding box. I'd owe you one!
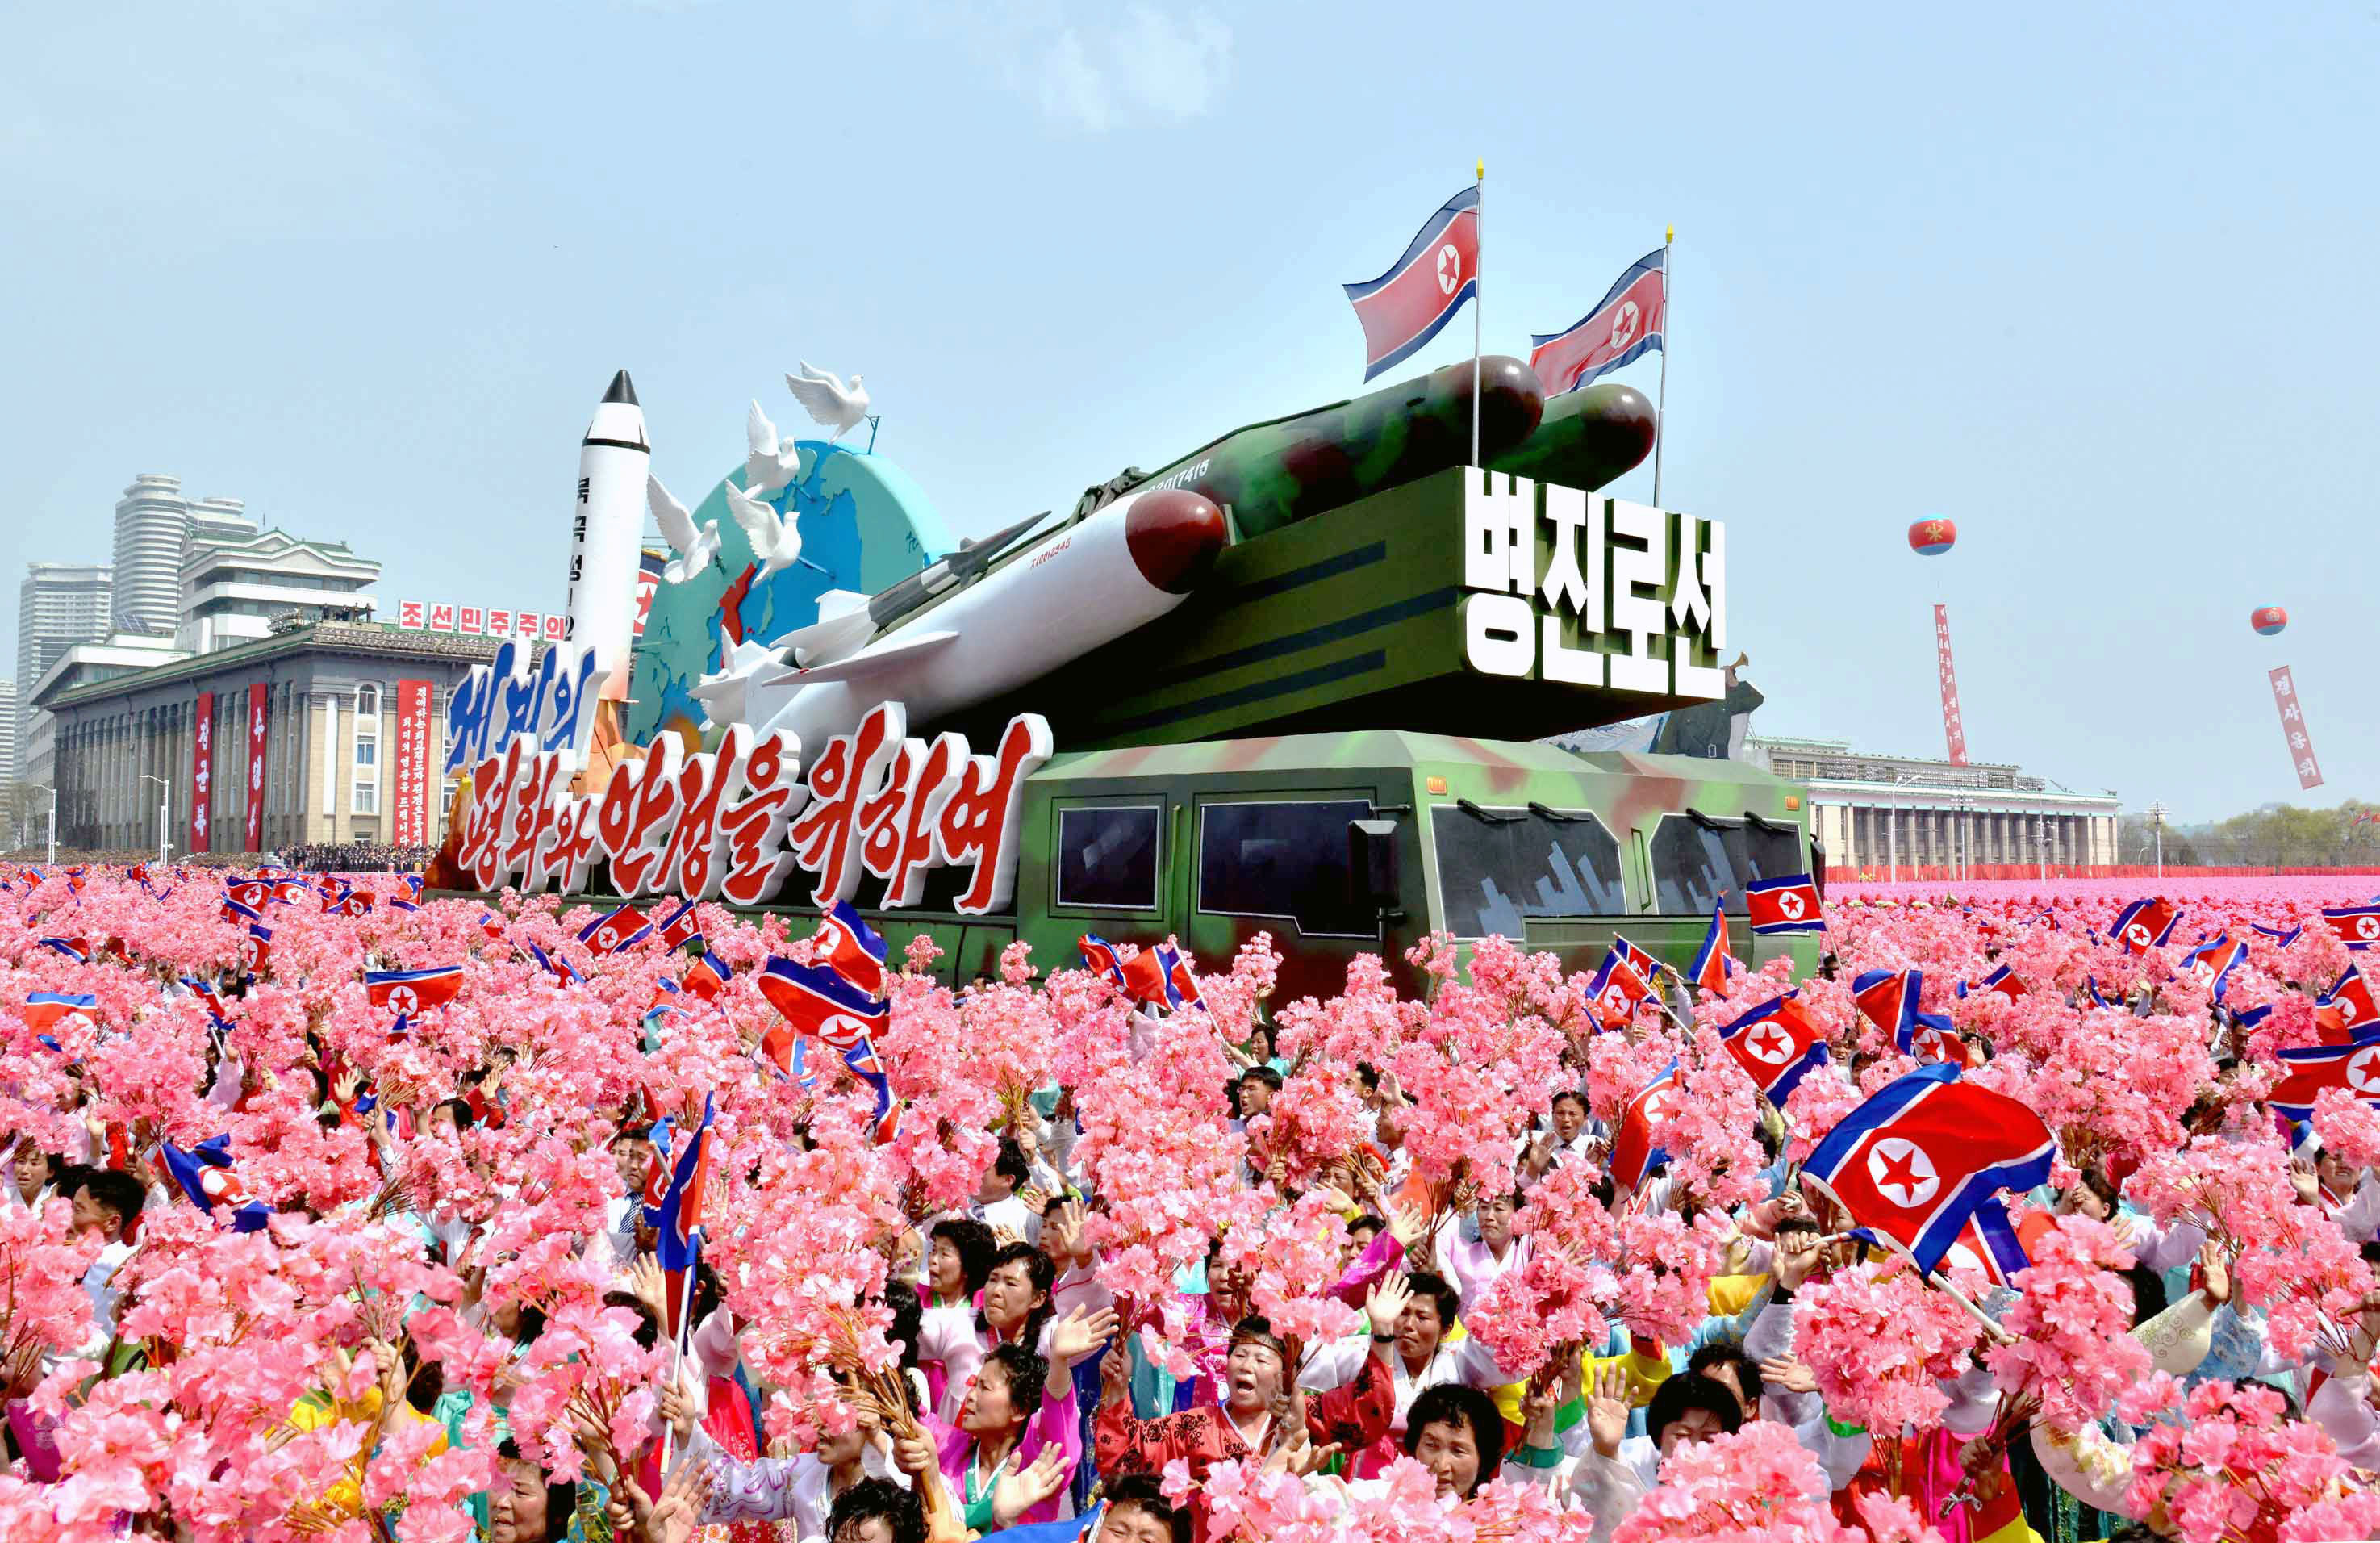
[190,691,215,854]
[394,680,433,845]
[2269,667,2323,790]
[1935,604,1968,767]
[244,683,269,852]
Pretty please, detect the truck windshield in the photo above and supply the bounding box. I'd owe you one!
[1198,798,1377,938]
[1431,805,1626,939]
[1651,814,1756,915]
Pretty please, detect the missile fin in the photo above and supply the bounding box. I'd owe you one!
[758,629,958,688]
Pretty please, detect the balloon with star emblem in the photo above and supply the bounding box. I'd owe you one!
[2250,604,2287,637]
[1906,518,1956,557]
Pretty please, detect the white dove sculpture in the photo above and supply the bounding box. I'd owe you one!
[724,480,803,580]
[645,475,723,583]
[784,362,871,442]
[744,400,803,496]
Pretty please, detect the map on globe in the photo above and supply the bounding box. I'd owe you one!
[626,441,952,749]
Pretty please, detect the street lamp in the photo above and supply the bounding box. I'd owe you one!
[139,774,170,868]
[2146,800,2167,880]
[40,785,56,866]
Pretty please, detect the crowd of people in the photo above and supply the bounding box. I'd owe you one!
[278,843,437,874]
[4,865,2380,1543]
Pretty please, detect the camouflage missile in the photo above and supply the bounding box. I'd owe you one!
[1098,354,1545,539]
[1485,381,1657,491]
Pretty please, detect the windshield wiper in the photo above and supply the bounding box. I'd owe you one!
[1455,798,1523,825]
[1528,801,1587,822]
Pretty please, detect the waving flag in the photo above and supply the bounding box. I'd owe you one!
[269,877,311,907]
[1587,945,1655,1030]
[2177,936,2248,1002]
[578,902,652,955]
[1800,1063,2056,1274]
[758,957,888,1052]
[812,900,889,999]
[239,923,273,977]
[654,897,703,952]
[1852,968,1923,1046]
[2271,1039,2380,1121]
[1342,183,1480,380]
[841,1038,896,1132]
[400,874,424,899]
[1079,935,1128,989]
[2253,922,2306,947]
[1686,901,1733,996]
[160,1135,272,1232]
[2111,897,2183,955]
[225,876,270,910]
[324,888,374,918]
[1973,964,2027,1002]
[1529,245,1667,396]
[1156,943,1206,1011]
[1608,1061,1678,1193]
[1080,934,1171,1007]
[1744,875,1824,935]
[683,947,731,1001]
[641,1095,714,1340]
[525,940,583,986]
[2319,968,2378,1041]
[2325,905,2380,951]
[23,991,98,1041]
[1717,992,1829,1104]
[37,937,89,964]
[364,964,464,1018]
[179,976,226,1020]
[1942,1195,2055,1288]
[477,910,507,941]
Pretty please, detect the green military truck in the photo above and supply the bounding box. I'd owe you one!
[837,730,1821,998]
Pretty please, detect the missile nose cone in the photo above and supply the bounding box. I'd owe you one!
[603,370,638,406]
[1125,491,1227,595]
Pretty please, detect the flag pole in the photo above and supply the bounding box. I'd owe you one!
[1651,224,1674,507]
[1471,159,1484,475]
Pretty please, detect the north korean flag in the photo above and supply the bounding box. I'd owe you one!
[23,991,98,1039]
[1942,1194,2055,1288]
[1801,1062,2056,1274]
[1686,901,1734,997]
[1157,943,1206,1011]
[1612,935,1660,982]
[2177,936,2248,1002]
[225,876,270,910]
[477,910,507,941]
[2270,1038,2380,1120]
[1717,992,1829,1105]
[1530,245,1668,397]
[365,964,464,1018]
[2319,968,2379,1042]
[221,894,263,926]
[2325,905,2380,951]
[578,901,653,955]
[2253,922,2306,947]
[2111,897,2183,955]
[37,937,89,964]
[1852,968,1923,1047]
[1745,875,1825,935]
[1117,945,1172,1009]
[1342,184,1480,380]
[524,940,582,986]
[1586,945,1655,1030]
[758,956,889,1052]
[240,922,273,977]
[654,897,703,953]
[1608,1060,1678,1194]
[178,976,225,1020]
[811,900,888,1000]
[683,947,731,1001]
[641,1096,714,1338]
[1975,964,2027,1002]
[161,1135,272,1232]
[324,888,375,918]
[269,877,311,907]
[1079,935,1129,989]
[842,1037,896,1131]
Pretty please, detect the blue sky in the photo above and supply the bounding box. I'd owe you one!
[3,1,2372,822]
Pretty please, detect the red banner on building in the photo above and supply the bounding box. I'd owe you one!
[2269,666,2324,790]
[394,680,432,845]
[1933,604,1968,767]
[244,683,269,851]
[190,691,215,854]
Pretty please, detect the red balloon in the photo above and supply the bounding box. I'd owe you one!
[2251,605,2287,637]
[1908,518,1956,556]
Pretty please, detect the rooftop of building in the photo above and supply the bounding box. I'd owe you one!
[1745,733,2119,804]
[36,621,507,711]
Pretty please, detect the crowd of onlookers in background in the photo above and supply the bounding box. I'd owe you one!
[0,843,431,873]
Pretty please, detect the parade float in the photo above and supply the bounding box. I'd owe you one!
[428,358,1818,998]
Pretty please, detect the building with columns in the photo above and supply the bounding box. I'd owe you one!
[35,621,502,855]
[1745,735,2120,878]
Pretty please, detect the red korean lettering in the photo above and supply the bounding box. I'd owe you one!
[867,733,963,908]
[857,739,923,893]
[596,735,684,895]
[661,732,744,900]
[719,729,808,905]
[501,749,566,882]
[788,702,905,907]
[459,739,527,889]
[535,792,604,893]
[934,713,1053,915]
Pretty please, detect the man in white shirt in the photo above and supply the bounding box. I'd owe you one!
[69,1169,147,1349]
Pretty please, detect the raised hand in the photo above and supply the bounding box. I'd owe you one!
[2198,1240,2232,1308]
[1759,1355,1819,1395]
[1366,1273,1413,1340]
[1387,1203,1429,1252]
[1048,1303,1121,1366]
[1587,1361,1632,1457]
[657,1369,697,1447]
[628,1254,670,1323]
[990,1443,1070,1526]
[1772,1228,1821,1291]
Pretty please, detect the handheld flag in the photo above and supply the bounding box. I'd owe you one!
[324,888,374,918]
[841,1037,896,1133]
[1745,875,1823,935]
[2319,967,2378,1040]
[1942,1194,2054,1288]
[1157,943,1206,1011]
[1799,1063,2056,1275]
[36,937,90,964]
[1686,900,1733,996]
[524,940,583,986]
[2325,905,2380,951]
[578,902,652,955]
[239,922,273,977]
[2177,936,2248,1003]
[2253,922,2305,947]
[2111,897,2182,955]
[269,876,311,907]
[1974,964,2027,1002]
[683,947,731,1001]
[364,964,465,1018]
[758,957,889,1052]
[654,897,703,952]
[178,976,225,1020]
[1607,1061,1677,1193]
[1529,245,1668,397]
[161,1135,272,1232]
[812,900,889,999]
[23,991,98,1039]
[1342,184,1480,380]
[477,910,507,941]
[1716,992,1829,1105]
[221,895,264,926]
[1586,945,1655,1030]
[225,876,271,910]
[1079,935,1128,989]
[2271,1039,2380,1121]
[1852,968,1923,1047]
[641,1095,715,1341]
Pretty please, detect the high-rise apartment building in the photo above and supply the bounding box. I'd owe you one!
[111,475,257,635]
[16,562,111,785]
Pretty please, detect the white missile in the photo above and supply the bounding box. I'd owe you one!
[566,370,650,697]
[739,488,1226,750]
